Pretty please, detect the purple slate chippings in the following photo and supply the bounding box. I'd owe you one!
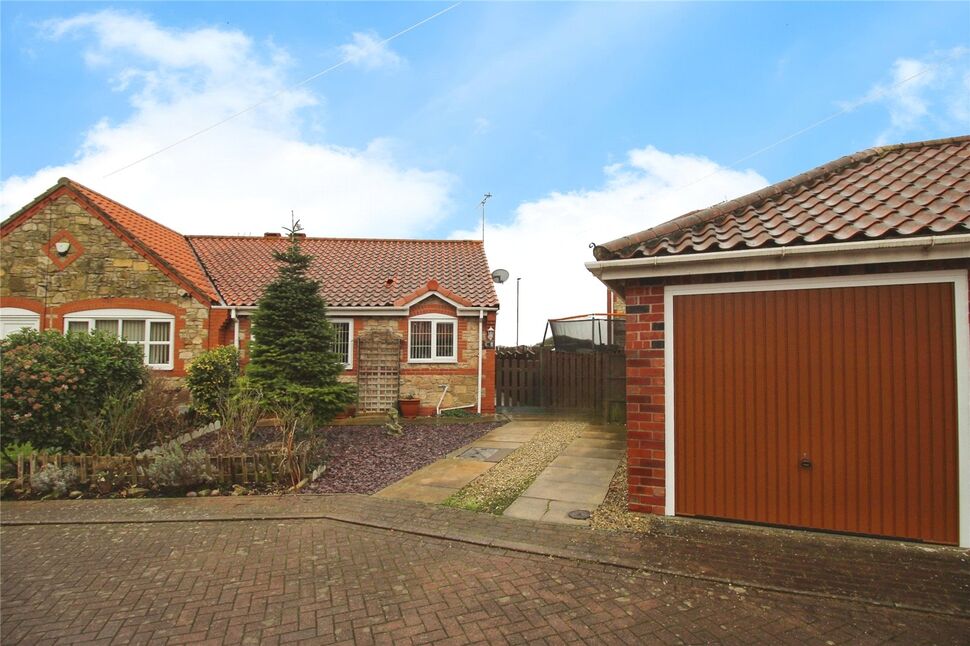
[305,422,504,494]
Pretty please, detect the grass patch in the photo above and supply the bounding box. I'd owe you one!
[443,420,586,515]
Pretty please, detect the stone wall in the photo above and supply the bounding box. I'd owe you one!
[0,194,210,376]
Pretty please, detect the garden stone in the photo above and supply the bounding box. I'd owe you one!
[231,484,248,496]
[198,489,211,497]
[186,491,197,497]
[126,487,149,498]
[209,489,221,496]
[68,490,83,499]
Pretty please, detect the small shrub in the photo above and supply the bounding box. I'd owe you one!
[217,383,264,449]
[1,441,36,478]
[69,374,187,455]
[30,463,79,497]
[186,346,240,422]
[275,406,315,487]
[92,467,129,495]
[146,444,213,489]
[1,329,146,450]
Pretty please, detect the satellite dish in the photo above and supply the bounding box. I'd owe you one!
[491,268,510,284]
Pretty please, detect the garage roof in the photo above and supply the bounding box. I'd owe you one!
[593,136,970,261]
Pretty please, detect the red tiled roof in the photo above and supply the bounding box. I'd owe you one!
[189,236,500,308]
[593,136,970,260]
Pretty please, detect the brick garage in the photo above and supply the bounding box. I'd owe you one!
[589,137,970,546]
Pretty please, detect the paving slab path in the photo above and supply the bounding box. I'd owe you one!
[504,423,625,525]
[374,420,542,504]
[2,496,968,645]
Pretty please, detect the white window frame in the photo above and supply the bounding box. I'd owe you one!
[330,318,354,369]
[63,308,176,370]
[408,314,458,363]
[662,269,970,548]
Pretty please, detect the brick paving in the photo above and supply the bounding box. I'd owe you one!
[2,497,969,644]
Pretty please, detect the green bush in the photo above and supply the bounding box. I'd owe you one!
[145,444,213,489]
[29,463,79,497]
[1,441,37,478]
[186,346,240,422]
[1,329,146,451]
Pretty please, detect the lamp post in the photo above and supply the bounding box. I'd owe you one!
[516,277,521,346]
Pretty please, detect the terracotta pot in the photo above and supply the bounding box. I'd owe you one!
[334,405,356,420]
[398,398,420,419]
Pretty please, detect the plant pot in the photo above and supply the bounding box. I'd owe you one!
[398,398,420,419]
[335,405,356,420]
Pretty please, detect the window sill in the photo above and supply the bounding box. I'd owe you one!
[407,358,458,364]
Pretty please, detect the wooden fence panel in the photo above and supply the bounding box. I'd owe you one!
[496,348,625,421]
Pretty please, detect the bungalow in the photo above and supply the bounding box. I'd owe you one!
[0,178,499,416]
[587,136,969,546]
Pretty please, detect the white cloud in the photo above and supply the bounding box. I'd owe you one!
[338,32,403,70]
[452,148,768,346]
[849,47,970,145]
[1,11,449,236]
[473,117,491,135]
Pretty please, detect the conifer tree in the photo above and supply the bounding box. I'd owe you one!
[247,218,355,423]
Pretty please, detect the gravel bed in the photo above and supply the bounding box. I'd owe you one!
[303,421,503,494]
[444,420,586,514]
[589,456,653,533]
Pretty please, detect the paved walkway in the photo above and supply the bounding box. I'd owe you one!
[3,496,968,618]
[3,497,969,645]
[504,424,624,525]
[374,420,542,503]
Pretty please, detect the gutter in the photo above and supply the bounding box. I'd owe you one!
[586,234,970,281]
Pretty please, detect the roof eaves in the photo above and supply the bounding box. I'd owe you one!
[592,135,970,261]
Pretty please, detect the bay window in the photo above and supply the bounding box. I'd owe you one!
[64,309,175,369]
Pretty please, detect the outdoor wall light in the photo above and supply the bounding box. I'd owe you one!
[485,326,495,348]
[54,241,71,256]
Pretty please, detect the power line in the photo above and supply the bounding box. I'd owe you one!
[104,2,463,178]
[676,65,934,192]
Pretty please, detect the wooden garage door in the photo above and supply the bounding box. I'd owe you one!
[673,282,959,544]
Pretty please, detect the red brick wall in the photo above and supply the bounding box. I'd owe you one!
[622,258,970,516]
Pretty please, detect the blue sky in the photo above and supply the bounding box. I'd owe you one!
[2,2,968,343]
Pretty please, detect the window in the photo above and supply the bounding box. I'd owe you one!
[64,309,175,369]
[0,307,40,339]
[409,315,457,362]
[330,319,353,368]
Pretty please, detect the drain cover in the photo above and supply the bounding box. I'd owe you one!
[459,447,498,460]
[567,509,591,520]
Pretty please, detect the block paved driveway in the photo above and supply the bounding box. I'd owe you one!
[2,497,968,645]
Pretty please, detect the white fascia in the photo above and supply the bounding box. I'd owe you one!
[585,234,970,283]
